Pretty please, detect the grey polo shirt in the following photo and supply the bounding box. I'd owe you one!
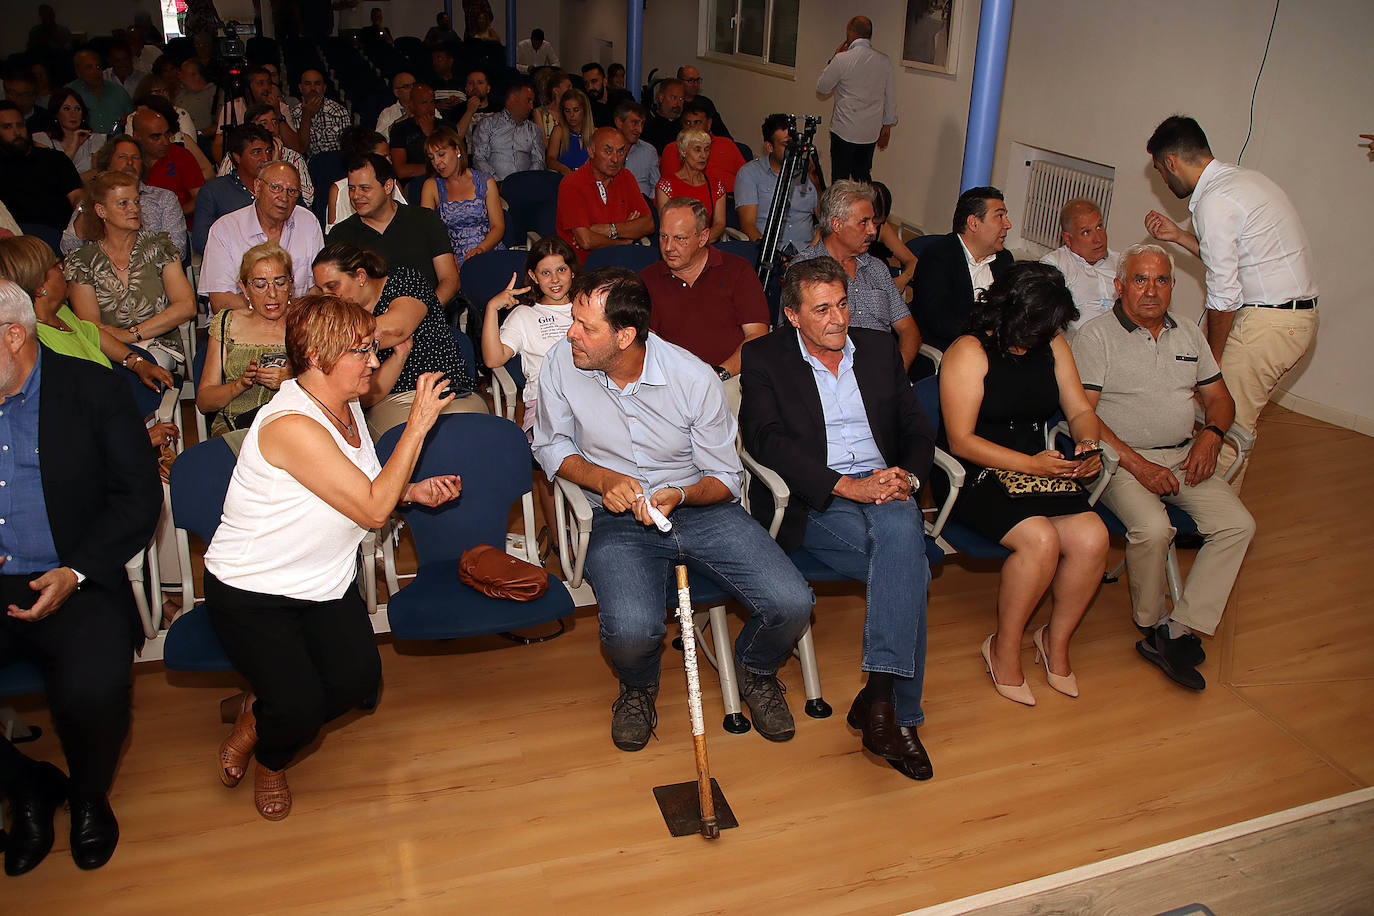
[1070,302,1222,450]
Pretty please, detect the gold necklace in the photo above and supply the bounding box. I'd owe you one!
[99,240,132,272]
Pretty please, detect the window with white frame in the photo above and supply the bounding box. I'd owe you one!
[705,0,800,70]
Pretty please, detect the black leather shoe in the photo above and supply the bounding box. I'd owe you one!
[1136,629,1206,690]
[1137,623,1205,666]
[69,796,119,870]
[4,761,67,876]
[846,691,901,760]
[887,726,934,781]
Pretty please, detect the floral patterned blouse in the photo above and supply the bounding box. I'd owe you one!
[64,231,183,354]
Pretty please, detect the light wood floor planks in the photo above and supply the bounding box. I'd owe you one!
[4,404,1372,913]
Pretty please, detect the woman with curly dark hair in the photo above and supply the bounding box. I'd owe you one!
[939,261,1108,706]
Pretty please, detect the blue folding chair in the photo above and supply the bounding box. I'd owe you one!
[376,413,573,641]
[905,233,943,260]
[584,244,660,272]
[716,239,760,267]
[458,249,535,421]
[500,170,563,248]
[0,660,47,742]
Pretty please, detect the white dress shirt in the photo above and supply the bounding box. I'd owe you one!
[815,38,897,144]
[1189,159,1317,312]
[375,101,405,138]
[1041,246,1120,330]
[959,236,998,301]
[515,39,560,73]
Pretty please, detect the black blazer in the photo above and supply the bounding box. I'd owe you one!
[739,326,935,553]
[909,232,1013,351]
[37,348,163,599]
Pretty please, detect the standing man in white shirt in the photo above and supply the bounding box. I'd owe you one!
[515,29,560,73]
[815,16,897,182]
[1040,198,1119,332]
[1144,115,1318,487]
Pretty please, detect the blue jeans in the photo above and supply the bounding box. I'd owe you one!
[584,501,815,688]
[801,497,930,726]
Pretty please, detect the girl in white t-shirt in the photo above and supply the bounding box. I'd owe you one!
[481,236,578,551]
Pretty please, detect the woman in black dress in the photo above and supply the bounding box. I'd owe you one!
[939,262,1108,705]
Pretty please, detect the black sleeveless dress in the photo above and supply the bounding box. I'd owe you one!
[938,340,1092,541]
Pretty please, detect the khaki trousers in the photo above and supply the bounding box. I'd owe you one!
[365,389,489,441]
[1217,306,1318,488]
[1100,444,1256,635]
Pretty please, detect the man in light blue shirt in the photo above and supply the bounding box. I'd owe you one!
[613,99,659,200]
[470,82,545,180]
[534,266,813,752]
[735,114,819,253]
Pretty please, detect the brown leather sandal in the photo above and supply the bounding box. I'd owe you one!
[218,694,258,788]
[254,763,291,821]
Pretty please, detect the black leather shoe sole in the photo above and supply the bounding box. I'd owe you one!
[1136,638,1206,690]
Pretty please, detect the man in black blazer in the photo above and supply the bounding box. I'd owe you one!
[910,186,1015,352]
[0,281,162,874]
[740,257,938,782]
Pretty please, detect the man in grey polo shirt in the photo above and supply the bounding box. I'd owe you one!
[1071,243,1255,691]
[793,181,919,370]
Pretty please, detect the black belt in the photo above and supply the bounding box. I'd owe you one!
[1243,298,1316,310]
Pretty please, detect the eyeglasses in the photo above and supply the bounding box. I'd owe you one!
[347,341,380,357]
[247,275,291,291]
[263,182,301,198]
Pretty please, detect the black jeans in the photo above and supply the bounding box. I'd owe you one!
[0,575,139,799]
[830,132,877,182]
[205,572,381,771]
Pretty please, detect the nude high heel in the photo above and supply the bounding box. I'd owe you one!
[981,635,1036,706]
[1033,626,1080,698]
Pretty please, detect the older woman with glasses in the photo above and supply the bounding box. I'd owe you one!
[64,171,196,369]
[196,242,293,444]
[206,294,461,821]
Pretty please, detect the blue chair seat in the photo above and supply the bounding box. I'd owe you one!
[1096,502,1198,538]
[389,559,574,640]
[0,659,45,697]
[163,604,235,672]
[939,520,1012,560]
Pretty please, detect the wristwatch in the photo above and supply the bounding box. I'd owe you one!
[713,365,731,381]
[608,222,618,240]
[1202,424,1227,440]
[906,472,920,495]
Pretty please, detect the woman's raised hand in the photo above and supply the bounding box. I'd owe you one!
[406,371,455,433]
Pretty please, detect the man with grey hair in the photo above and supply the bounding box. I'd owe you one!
[816,15,897,181]
[1040,198,1119,332]
[1071,242,1254,692]
[640,197,769,404]
[200,160,323,312]
[0,278,162,873]
[793,180,919,369]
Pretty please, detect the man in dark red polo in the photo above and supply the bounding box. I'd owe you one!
[640,196,769,408]
[555,126,654,263]
[136,107,205,224]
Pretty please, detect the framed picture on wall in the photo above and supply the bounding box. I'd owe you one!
[903,0,961,75]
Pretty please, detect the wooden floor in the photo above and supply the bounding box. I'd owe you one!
[5,404,1372,913]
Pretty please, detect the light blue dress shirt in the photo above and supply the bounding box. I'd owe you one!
[794,329,885,476]
[734,156,817,252]
[0,348,62,574]
[470,110,546,180]
[533,333,743,507]
[624,139,660,199]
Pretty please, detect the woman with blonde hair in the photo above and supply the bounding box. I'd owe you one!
[65,170,196,369]
[532,69,570,140]
[545,87,592,176]
[419,126,504,267]
[655,128,726,242]
[196,242,294,442]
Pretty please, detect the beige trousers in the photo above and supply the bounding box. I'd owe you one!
[1217,306,1319,488]
[1100,444,1256,635]
[365,389,489,441]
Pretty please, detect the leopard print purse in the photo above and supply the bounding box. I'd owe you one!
[983,468,1084,498]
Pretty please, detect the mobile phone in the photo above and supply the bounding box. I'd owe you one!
[1065,447,1103,461]
[260,353,288,368]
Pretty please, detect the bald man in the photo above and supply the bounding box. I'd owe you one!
[136,108,206,218]
[199,161,323,312]
[816,15,897,181]
[66,50,132,134]
[556,127,655,261]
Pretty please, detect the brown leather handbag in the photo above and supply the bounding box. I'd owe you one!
[458,544,549,600]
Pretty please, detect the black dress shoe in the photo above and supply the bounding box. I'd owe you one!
[69,796,119,870]
[1137,623,1205,666]
[1136,629,1206,690]
[846,691,901,760]
[4,761,67,876]
[887,726,934,781]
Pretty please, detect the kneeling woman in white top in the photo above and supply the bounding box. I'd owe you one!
[203,294,461,821]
